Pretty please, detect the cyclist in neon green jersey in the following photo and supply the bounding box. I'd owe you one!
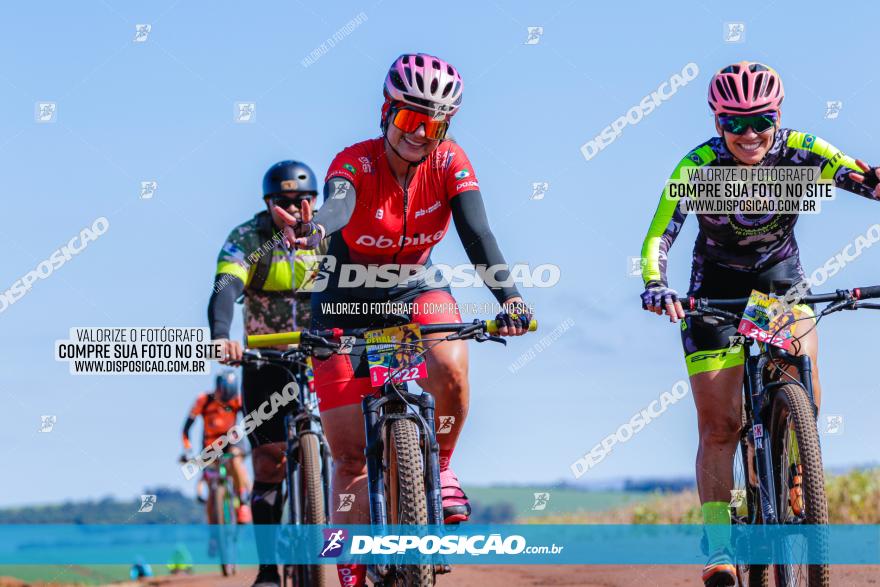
[639,62,879,587]
[208,160,327,587]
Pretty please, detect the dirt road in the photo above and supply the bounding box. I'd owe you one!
[57,564,878,586]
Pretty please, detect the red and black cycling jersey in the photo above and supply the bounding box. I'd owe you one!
[313,137,519,303]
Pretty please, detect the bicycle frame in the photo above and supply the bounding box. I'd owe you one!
[245,318,537,583]
[235,348,332,586]
[202,456,236,518]
[741,336,816,526]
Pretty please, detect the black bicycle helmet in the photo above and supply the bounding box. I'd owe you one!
[262,160,318,197]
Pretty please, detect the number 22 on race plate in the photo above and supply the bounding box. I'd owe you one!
[736,289,796,351]
[364,324,428,387]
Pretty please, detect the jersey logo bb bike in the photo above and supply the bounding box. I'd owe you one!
[355,230,445,249]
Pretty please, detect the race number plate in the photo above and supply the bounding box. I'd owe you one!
[736,289,797,351]
[364,324,427,387]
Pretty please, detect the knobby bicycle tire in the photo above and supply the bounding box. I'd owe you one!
[768,383,829,587]
[213,482,237,577]
[296,433,327,587]
[387,418,433,586]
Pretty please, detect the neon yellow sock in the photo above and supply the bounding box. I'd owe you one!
[701,501,732,552]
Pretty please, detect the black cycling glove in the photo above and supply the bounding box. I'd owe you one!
[495,300,532,331]
[860,166,879,189]
[641,282,681,309]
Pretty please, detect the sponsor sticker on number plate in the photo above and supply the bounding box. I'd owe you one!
[736,290,797,351]
[364,324,427,387]
[305,356,315,392]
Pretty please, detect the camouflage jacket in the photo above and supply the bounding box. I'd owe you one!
[215,211,327,337]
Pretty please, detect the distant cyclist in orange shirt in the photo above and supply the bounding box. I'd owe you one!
[181,371,252,523]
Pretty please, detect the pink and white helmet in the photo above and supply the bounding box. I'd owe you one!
[384,53,463,118]
[708,61,784,115]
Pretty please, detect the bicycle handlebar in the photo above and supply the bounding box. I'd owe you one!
[687,286,880,311]
[246,319,539,348]
[855,285,880,300]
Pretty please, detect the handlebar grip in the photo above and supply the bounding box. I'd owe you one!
[246,331,302,347]
[856,286,880,300]
[486,319,539,334]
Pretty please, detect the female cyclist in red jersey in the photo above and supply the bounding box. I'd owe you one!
[274,53,533,587]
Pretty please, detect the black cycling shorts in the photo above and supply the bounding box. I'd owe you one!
[681,256,815,376]
[241,361,295,447]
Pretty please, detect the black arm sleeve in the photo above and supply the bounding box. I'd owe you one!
[315,178,357,235]
[450,190,521,303]
[182,416,196,444]
[207,275,244,340]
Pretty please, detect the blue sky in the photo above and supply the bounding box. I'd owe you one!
[1,0,879,506]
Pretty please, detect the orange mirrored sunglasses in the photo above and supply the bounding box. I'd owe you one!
[390,107,450,140]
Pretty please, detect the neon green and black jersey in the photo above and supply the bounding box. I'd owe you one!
[640,128,875,290]
[215,211,325,336]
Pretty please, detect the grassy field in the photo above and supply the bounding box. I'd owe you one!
[465,486,646,519]
[0,565,239,586]
[3,472,876,584]
[528,469,880,524]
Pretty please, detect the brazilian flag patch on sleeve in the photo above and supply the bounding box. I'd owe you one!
[802,134,816,149]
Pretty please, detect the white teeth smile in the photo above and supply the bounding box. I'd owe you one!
[739,142,761,152]
[403,136,425,147]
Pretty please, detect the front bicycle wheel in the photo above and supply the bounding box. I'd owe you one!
[293,433,327,587]
[733,407,768,587]
[213,483,237,577]
[386,418,433,587]
[768,383,828,587]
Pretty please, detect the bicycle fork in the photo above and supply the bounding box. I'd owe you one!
[362,384,443,529]
[746,352,779,525]
[285,412,304,525]
[745,349,815,526]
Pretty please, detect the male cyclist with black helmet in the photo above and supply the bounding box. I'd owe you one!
[181,371,251,523]
[639,61,879,587]
[274,53,533,587]
[207,160,326,587]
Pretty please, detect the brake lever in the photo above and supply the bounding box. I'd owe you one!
[822,299,855,316]
[441,323,482,342]
[474,332,507,345]
[685,308,740,321]
[300,332,340,351]
[457,322,484,337]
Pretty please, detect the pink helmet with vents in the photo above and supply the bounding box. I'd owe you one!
[383,53,463,118]
[708,61,784,115]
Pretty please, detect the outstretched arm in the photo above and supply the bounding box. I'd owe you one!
[274,181,356,249]
[182,395,207,453]
[181,416,196,451]
[640,149,709,322]
[314,178,357,235]
[450,190,521,304]
[640,153,699,287]
[789,132,879,199]
[207,276,243,340]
